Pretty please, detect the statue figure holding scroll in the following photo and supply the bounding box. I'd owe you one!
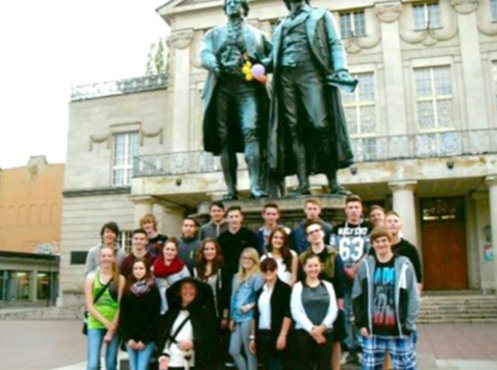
[200,0,271,199]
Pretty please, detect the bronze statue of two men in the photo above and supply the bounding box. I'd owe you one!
[201,0,357,199]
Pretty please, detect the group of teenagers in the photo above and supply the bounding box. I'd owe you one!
[84,195,423,370]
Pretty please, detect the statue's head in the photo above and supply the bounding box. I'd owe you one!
[224,0,250,18]
[283,0,309,11]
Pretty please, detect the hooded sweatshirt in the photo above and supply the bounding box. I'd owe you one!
[352,254,420,338]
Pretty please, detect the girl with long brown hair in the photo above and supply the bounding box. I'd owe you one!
[261,228,298,285]
[120,258,161,370]
[84,245,125,370]
[194,238,229,323]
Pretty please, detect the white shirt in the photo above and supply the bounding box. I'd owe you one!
[261,250,296,285]
[258,283,274,330]
[166,310,195,367]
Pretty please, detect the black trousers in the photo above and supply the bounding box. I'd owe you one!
[255,330,285,370]
[294,330,333,370]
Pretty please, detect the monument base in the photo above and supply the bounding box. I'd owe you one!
[194,194,347,230]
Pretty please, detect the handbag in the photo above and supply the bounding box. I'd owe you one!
[82,278,113,335]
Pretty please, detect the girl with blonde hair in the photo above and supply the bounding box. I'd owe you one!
[229,247,263,370]
[85,245,125,370]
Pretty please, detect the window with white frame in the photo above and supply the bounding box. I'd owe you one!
[342,72,376,136]
[492,0,497,22]
[117,230,133,254]
[340,11,366,38]
[112,132,139,186]
[414,66,454,131]
[412,3,441,30]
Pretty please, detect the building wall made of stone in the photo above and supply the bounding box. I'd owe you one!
[60,193,135,293]
[65,89,168,191]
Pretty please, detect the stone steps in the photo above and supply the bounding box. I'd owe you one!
[418,294,497,323]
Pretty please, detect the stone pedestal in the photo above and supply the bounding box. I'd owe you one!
[194,195,347,229]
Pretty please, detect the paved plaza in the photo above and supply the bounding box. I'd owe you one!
[0,320,496,369]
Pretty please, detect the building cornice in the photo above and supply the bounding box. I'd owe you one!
[63,187,131,198]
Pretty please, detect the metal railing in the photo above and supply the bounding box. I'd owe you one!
[133,128,497,177]
[71,74,167,102]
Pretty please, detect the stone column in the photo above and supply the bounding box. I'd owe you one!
[167,30,194,151]
[374,2,407,134]
[30,270,38,302]
[388,180,418,246]
[451,0,487,129]
[131,196,155,228]
[472,192,492,290]
[162,206,185,238]
[485,176,497,289]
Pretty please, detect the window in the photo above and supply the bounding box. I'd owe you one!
[492,0,497,21]
[340,11,366,38]
[118,230,133,254]
[414,66,454,131]
[342,72,376,137]
[412,3,441,30]
[112,132,139,186]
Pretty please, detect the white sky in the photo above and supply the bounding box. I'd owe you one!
[0,0,169,169]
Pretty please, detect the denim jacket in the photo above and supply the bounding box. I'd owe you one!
[230,273,264,322]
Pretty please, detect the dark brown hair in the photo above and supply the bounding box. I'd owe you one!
[195,238,224,279]
[261,257,278,272]
[267,228,292,272]
[123,258,154,295]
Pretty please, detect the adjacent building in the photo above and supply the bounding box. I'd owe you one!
[0,156,62,304]
[60,0,497,304]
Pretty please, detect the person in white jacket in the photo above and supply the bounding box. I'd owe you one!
[291,253,338,370]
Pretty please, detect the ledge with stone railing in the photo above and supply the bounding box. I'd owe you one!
[133,128,497,177]
[71,74,167,102]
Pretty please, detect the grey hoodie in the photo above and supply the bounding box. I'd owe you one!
[352,254,420,337]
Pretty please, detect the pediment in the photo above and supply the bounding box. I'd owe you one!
[157,0,216,12]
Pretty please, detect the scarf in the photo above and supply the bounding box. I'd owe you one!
[130,279,152,297]
[153,256,185,278]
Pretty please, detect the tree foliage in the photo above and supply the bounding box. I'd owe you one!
[146,38,167,75]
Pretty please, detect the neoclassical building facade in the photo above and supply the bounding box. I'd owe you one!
[60,0,497,302]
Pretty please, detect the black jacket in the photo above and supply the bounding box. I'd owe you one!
[119,283,161,344]
[253,278,292,353]
[157,278,218,370]
[194,266,231,320]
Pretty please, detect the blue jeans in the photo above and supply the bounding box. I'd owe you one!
[229,320,257,370]
[87,328,119,370]
[344,287,362,354]
[126,342,156,370]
